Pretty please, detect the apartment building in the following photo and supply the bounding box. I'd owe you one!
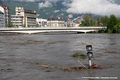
[11,7,37,27]
[0,12,5,27]
[0,6,5,27]
[0,5,9,27]
[11,15,23,27]
[36,18,47,27]
[47,17,65,27]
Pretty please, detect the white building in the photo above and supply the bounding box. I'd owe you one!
[67,18,75,27]
[47,17,65,27]
[0,6,5,28]
[11,7,37,27]
[36,18,47,27]
[0,5,9,27]
[11,15,23,27]
[4,5,9,27]
[0,12,5,28]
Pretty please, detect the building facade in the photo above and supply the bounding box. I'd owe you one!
[11,7,37,27]
[47,17,65,27]
[36,18,47,27]
[67,18,75,27]
[11,15,23,27]
[3,5,9,27]
[0,5,9,27]
[0,12,5,27]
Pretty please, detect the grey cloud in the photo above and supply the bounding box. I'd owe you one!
[66,0,120,16]
[12,0,120,16]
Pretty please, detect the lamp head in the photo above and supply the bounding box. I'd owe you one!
[87,52,93,58]
[86,45,92,52]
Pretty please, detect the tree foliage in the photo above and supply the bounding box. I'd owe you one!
[100,16,109,26]
[113,21,120,33]
[81,15,97,26]
[107,15,118,33]
[80,14,120,33]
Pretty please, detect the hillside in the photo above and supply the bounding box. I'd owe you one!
[1,0,120,19]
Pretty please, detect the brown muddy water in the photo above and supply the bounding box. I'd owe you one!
[0,33,120,80]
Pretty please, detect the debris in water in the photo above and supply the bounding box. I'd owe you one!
[37,63,102,72]
[0,68,13,72]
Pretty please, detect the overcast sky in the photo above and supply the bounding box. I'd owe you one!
[9,0,120,16]
[67,0,120,16]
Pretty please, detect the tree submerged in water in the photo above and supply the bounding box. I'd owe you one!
[72,51,87,60]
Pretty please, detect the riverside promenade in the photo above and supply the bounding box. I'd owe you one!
[0,26,106,34]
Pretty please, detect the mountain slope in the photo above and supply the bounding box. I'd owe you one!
[1,0,120,19]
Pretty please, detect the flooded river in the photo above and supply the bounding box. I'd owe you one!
[0,33,120,80]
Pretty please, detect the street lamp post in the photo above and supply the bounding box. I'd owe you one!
[86,45,93,68]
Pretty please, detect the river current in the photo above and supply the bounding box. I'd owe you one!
[0,33,120,80]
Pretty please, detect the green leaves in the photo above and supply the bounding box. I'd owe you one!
[72,51,87,60]
[81,15,97,26]
[107,15,117,33]
[106,15,120,33]
[113,22,120,33]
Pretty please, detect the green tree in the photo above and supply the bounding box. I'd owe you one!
[81,15,96,26]
[107,15,118,33]
[100,16,109,26]
[113,22,120,33]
